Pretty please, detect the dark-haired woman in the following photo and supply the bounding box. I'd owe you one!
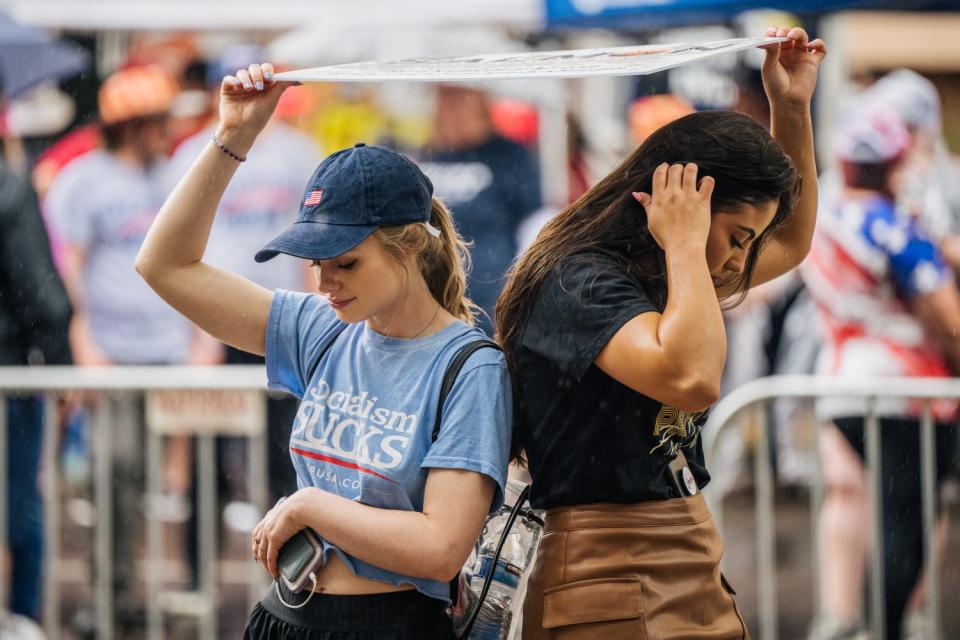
[495,28,826,639]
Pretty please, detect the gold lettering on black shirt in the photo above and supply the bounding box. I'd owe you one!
[650,405,704,456]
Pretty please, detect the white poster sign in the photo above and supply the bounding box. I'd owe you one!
[147,390,265,436]
[275,36,785,83]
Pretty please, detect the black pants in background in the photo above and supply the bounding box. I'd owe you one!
[834,416,959,639]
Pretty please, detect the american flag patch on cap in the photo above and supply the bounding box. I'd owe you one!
[304,190,324,206]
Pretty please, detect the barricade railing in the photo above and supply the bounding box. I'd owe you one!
[8,368,957,639]
[703,375,960,640]
[0,365,269,640]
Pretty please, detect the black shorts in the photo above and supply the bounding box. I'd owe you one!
[833,415,959,487]
[243,584,456,639]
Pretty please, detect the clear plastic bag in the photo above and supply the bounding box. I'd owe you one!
[451,480,544,639]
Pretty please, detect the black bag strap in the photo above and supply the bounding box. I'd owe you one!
[429,339,535,640]
[304,330,509,637]
[432,338,501,442]
[457,483,532,639]
[305,324,347,383]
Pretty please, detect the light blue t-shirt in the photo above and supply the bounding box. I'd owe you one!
[44,150,192,364]
[266,289,511,602]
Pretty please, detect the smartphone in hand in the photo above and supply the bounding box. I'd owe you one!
[278,528,325,592]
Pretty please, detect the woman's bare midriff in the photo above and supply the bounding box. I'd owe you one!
[311,553,416,595]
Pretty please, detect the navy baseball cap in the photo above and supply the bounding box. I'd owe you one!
[255,143,434,263]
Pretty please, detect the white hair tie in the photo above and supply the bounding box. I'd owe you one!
[423,221,442,238]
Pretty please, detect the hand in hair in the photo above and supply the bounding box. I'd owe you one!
[760,26,828,110]
[632,162,715,254]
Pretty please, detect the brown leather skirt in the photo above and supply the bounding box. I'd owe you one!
[522,493,749,639]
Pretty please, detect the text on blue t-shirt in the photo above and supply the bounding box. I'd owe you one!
[266,289,511,603]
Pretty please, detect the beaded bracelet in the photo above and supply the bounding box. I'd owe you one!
[211,134,247,162]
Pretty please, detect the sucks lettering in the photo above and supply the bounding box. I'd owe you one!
[290,380,415,471]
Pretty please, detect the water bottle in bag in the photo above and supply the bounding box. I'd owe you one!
[466,500,542,639]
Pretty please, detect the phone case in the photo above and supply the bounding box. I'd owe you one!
[278,528,325,593]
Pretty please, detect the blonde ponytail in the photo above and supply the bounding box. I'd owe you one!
[373,197,481,325]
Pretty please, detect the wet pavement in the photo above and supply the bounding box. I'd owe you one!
[49,484,960,639]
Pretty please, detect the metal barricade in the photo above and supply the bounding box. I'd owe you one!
[0,365,270,640]
[703,374,960,640]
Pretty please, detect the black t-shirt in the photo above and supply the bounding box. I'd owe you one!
[516,251,712,509]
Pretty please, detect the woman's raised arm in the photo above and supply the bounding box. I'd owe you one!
[747,28,828,289]
[136,63,294,355]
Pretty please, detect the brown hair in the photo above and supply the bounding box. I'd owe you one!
[101,113,169,151]
[840,158,899,197]
[495,110,800,461]
[373,197,481,324]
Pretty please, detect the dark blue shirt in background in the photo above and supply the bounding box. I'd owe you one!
[422,135,542,336]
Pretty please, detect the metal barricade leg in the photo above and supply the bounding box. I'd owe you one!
[94,398,113,640]
[920,403,941,640]
[146,427,163,640]
[0,392,7,612]
[754,403,778,640]
[248,425,268,613]
[810,406,824,629]
[198,434,218,640]
[865,401,885,640]
[705,405,753,535]
[43,394,61,639]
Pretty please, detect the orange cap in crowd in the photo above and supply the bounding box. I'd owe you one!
[98,64,178,125]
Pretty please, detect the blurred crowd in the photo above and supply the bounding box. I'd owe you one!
[1,13,960,640]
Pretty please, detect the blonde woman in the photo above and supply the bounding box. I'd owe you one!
[136,63,511,639]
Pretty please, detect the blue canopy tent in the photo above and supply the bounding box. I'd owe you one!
[545,0,956,29]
